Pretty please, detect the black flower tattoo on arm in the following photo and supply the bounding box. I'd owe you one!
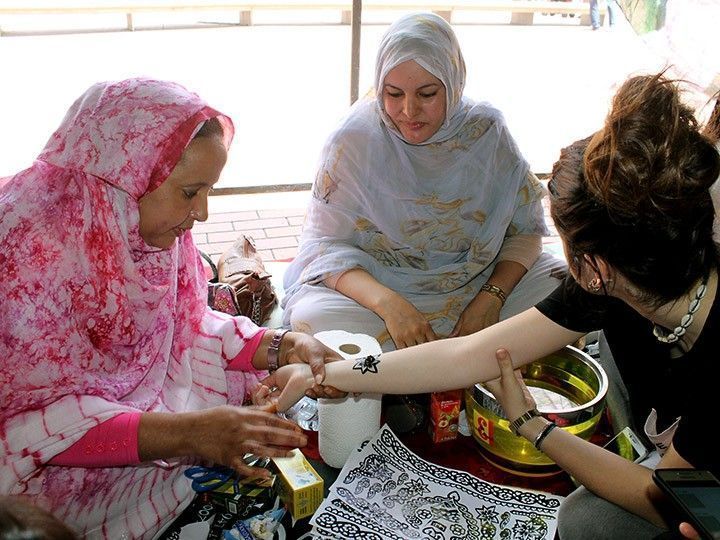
[353,354,381,374]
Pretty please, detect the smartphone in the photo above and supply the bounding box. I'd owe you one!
[652,468,720,540]
[603,426,649,463]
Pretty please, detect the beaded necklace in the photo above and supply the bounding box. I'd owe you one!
[652,277,708,344]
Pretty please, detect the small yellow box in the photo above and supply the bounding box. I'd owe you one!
[271,449,324,520]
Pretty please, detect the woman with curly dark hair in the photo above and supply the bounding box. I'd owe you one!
[269,73,720,538]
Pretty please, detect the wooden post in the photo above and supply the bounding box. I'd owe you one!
[239,9,252,25]
[510,11,534,25]
[349,0,362,105]
[433,10,452,23]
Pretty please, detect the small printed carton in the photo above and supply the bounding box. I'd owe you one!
[271,449,324,520]
[207,475,276,517]
[429,389,463,443]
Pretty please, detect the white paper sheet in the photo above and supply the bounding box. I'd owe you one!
[310,425,564,540]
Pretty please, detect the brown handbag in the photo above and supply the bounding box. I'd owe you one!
[216,235,277,325]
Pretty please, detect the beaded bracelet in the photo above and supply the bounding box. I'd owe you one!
[509,408,540,436]
[480,283,507,305]
[533,422,557,450]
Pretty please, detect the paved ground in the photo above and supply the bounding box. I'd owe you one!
[196,191,308,262]
[195,188,564,264]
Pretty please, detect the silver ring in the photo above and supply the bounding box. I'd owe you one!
[268,386,279,393]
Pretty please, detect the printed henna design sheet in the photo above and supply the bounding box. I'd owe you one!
[310,425,563,540]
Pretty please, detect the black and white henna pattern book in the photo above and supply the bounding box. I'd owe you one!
[310,426,562,539]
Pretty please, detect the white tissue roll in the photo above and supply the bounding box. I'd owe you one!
[318,394,382,468]
[313,330,382,360]
[313,331,383,468]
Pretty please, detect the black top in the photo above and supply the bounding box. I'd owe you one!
[536,277,718,477]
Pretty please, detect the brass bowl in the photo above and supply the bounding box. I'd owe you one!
[465,346,608,476]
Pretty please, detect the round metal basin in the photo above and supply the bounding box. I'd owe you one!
[464,345,608,476]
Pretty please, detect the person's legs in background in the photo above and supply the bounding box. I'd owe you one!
[607,0,618,27]
[589,0,601,30]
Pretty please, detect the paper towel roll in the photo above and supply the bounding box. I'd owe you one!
[314,331,383,468]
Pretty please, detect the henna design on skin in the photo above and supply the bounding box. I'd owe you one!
[352,354,381,374]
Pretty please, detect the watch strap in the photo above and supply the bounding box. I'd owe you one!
[509,408,540,436]
[267,329,289,373]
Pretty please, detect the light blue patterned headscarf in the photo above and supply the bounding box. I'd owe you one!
[282,13,548,321]
[375,12,467,144]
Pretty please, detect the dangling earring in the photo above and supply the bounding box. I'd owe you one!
[587,277,602,293]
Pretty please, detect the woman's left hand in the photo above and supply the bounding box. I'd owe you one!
[281,332,347,399]
[449,293,502,337]
[483,349,536,421]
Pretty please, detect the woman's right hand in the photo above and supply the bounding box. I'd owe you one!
[483,349,536,421]
[187,405,307,476]
[377,296,437,349]
[332,269,437,349]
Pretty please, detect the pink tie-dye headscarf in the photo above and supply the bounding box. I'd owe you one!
[0,79,248,537]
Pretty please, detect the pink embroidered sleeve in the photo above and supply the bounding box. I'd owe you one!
[48,412,141,467]
[226,327,267,372]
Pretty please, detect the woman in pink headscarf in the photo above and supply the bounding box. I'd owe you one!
[0,78,340,539]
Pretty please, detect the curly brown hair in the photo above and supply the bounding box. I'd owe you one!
[550,73,720,306]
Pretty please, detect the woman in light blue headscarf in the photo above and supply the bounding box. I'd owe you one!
[282,12,564,351]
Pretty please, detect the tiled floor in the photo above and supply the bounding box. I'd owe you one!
[193,190,311,263]
[195,190,565,264]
